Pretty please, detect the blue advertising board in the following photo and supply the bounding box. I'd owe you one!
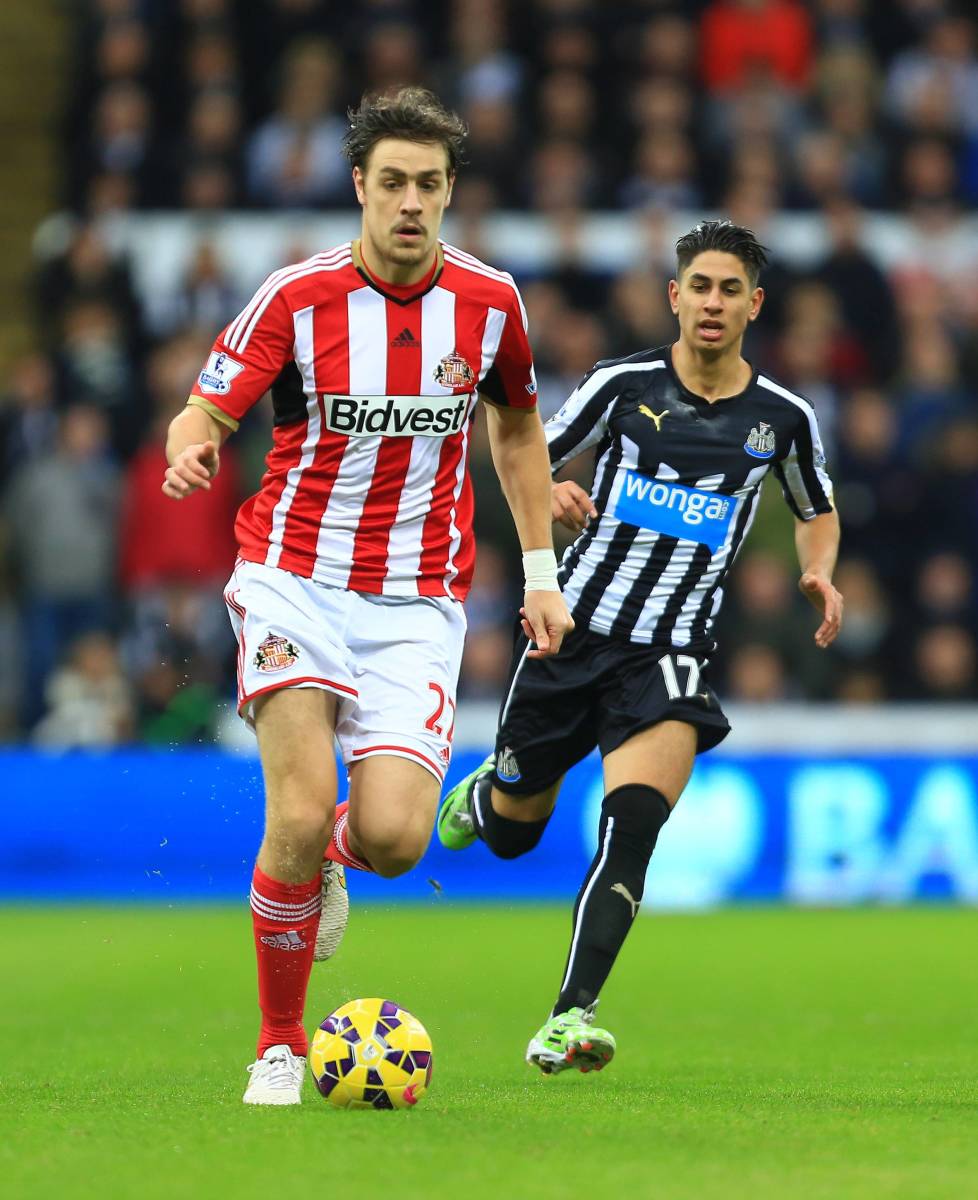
[2,749,977,905]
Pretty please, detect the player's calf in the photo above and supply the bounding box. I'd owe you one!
[473,776,552,859]
[439,754,555,859]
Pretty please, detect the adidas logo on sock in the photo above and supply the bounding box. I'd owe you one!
[390,327,420,348]
[259,930,307,951]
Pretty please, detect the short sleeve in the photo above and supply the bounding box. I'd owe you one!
[545,362,619,474]
[773,405,835,520]
[188,284,295,430]
[477,286,538,411]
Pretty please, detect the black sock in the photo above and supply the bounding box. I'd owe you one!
[470,775,550,860]
[553,784,670,1016]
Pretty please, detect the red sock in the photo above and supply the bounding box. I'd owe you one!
[323,801,374,873]
[250,865,321,1058]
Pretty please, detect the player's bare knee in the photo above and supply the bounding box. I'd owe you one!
[371,852,421,879]
[361,830,428,878]
[266,794,335,855]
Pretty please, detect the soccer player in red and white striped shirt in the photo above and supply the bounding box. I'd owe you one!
[162,88,573,1104]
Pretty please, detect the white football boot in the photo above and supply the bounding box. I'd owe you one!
[314,861,349,961]
[243,1044,306,1105]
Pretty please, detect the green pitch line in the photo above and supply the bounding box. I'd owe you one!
[1,906,976,1200]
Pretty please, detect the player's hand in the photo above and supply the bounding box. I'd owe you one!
[799,572,843,649]
[162,441,220,500]
[520,592,574,659]
[552,481,596,532]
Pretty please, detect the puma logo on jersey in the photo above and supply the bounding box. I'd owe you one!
[611,882,640,918]
[639,405,668,432]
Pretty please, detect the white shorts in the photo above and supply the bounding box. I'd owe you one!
[224,559,466,783]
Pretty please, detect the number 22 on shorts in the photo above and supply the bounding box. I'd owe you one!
[424,682,456,740]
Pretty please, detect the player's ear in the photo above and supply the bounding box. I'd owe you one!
[353,166,366,207]
[749,286,764,321]
[445,172,455,208]
[667,277,680,314]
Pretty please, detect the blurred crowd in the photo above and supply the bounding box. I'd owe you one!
[0,0,976,747]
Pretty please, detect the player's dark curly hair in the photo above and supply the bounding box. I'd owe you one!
[342,87,468,174]
[676,220,769,287]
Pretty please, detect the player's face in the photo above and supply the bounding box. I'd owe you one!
[668,251,763,355]
[354,138,454,281]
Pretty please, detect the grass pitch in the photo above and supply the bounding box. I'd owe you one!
[1,905,975,1200]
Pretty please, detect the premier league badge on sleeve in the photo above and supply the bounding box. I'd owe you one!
[744,421,776,459]
[198,350,245,395]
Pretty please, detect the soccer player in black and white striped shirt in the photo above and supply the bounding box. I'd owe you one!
[438,220,844,1074]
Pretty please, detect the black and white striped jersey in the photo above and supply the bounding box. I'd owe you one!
[546,344,834,652]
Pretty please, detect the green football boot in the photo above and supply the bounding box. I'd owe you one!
[436,753,495,850]
[526,1004,616,1075]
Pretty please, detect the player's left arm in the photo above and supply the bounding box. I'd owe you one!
[480,283,574,658]
[774,398,842,649]
[794,507,843,649]
[484,403,574,659]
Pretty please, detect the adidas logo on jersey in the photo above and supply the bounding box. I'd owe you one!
[324,394,470,438]
[390,327,420,348]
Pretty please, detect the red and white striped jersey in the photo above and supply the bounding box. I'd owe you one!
[189,240,537,600]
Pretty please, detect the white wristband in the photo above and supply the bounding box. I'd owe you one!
[523,548,560,592]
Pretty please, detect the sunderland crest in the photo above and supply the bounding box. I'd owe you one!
[253,633,300,673]
[434,350,476,389]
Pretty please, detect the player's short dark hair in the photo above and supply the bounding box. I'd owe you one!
[675,220,769,287]
[342,87,467,175]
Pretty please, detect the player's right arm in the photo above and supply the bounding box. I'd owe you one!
[162,405,232,499]
[552,480,597,532]
[161,273,296,502]
[546,360,617,532]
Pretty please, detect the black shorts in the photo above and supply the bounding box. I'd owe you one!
[492,624,731,796]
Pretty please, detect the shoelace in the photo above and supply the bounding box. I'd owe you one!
[248,1052,301,1090]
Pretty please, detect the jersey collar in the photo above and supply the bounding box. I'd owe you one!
[666,342,758,406]
[352,239,444,306]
